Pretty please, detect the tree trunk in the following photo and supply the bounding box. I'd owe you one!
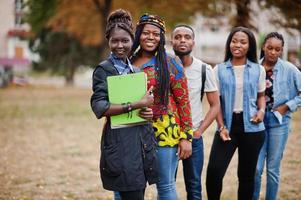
[233,0,256,30]
[65,62,76,86]
[93,0,112,59]
[65,75,73,86]
[65,70,75,86]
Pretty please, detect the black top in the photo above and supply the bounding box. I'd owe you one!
[265,69,274,111]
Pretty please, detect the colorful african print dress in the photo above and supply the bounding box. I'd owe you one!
[139,54,193,147]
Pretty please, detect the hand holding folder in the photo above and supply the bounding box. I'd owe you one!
[107,72,151,128]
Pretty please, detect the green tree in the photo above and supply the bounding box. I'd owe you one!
[263,0,301,30]
[26,0,301,85]
[264,0,301,63]
[25,0,211,85]
[25,0,101,85]
[193,0,256,30]
[31,32,99,85]
[204,0,301,31]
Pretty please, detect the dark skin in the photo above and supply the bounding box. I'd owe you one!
[133,24,192,160]
[104,27,154,120]
[218,31,265,141]
[262,37,289,115]
[171,26,220,139]
[132,24,161,66]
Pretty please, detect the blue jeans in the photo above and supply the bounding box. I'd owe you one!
[156,146,179,200]
[253,112,290,200]
[114,191,121,200]
[183,137,204,200]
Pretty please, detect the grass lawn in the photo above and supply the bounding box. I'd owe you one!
[0,86,300,200]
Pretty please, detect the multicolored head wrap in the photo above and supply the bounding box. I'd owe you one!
[137,13,166,33]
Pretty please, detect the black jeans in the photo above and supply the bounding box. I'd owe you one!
[206,113,265,200]
[119,189,145,200]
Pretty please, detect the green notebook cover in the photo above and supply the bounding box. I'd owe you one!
[107,72,147,128]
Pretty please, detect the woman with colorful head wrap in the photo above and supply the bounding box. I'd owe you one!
[131,13,194,199]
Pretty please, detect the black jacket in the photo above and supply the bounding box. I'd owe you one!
[91,59,159,191]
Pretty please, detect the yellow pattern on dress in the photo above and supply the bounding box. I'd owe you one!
[153,114,185,147]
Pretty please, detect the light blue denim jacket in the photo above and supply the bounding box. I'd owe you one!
[217,59,265,133]
[260,58,301,127]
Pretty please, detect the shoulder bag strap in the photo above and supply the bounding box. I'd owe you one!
[201,64,206,101]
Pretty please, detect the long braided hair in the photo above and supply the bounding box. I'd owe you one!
[131,14,170,107]
[260,32,284,59]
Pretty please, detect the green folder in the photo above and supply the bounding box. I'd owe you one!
[107,72,147,129]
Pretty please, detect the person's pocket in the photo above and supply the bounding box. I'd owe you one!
[143,140,156,169]
[273,111,283,124]
[144,125,157,162]
[100,143,122,177]
[143,136,159,184]
[140,124,159,184]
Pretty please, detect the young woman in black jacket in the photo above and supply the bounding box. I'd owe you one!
[90,9,159,200]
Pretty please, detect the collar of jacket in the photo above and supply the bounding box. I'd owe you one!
[259,57,282,72]
[98,59,118,75]
[225,58,253,68]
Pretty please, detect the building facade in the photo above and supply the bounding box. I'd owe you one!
[0,0,31,87]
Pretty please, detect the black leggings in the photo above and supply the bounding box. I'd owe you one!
[119,189,145,200]
[206,113,265,200]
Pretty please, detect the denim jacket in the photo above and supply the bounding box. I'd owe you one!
[260,58,301,126]
[217,59,265,133]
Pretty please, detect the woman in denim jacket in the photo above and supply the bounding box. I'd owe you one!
[206,27,266,200]
[253,32,301,200]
